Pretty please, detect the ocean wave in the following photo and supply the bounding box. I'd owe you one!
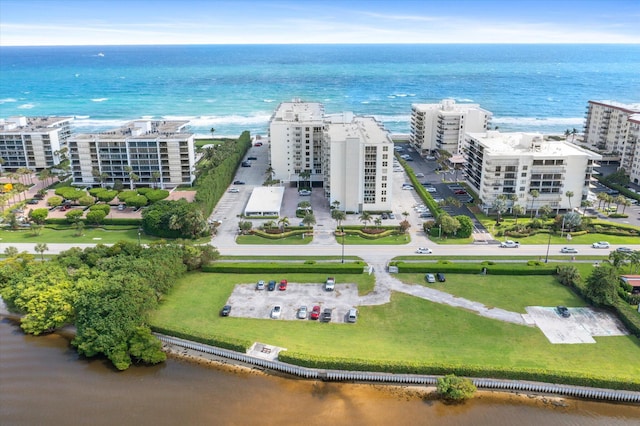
[456,98,474,103]
[492,116,584,126]
[71,118,128,131]
[263,99,275,103]
[74,115,90,119]
[163,114,272,127]
[91,98,109,102]
[18,103,35,109]
[0,98,17,104]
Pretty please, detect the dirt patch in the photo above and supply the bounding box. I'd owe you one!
[524,306,629,344]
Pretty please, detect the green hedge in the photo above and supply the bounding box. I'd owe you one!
[344,229,399,239]
[151,325,250,353]
[202,262,365,274]
[393,261,556,275]
[45,218,142,226]
[612,300,640,338]
[277,352,640,391]
[252,229,309,239]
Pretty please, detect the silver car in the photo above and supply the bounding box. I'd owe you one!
[425,273,436,283]
[270,306,282,319]
[297,306,308,319]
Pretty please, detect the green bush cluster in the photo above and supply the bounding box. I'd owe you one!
[44,218,142,226]
[202,262,365,274]
[150,326,250,353]
[344,229,399,239]
[278,352,640,391]
[195,131,252,216]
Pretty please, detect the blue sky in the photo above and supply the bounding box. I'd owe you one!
[1,0,639,46]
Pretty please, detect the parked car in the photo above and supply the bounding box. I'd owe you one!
[228,188,239,193]
[556,306,570,318]
[321,308,332,322]
[592,241,610,249]
[402,185,414,190]
[561,247,578,254]
[415,173,425,178]
[247,156,258,160]
[416,247,432,254]
[298,189,311,196]
[220,305,232,317]
[454,189,467,195]
[381,213,389,219]
[256,280,265,290]
[325,277,335,291]
[426,187,437,193]
[404,157,414,162]
[436,273,446,282]
[233,180,245,185]
[270,305,282,319]
[310,305,321,320]
[425,156,436,161]
[346,308,358,323]
[419,212,432,218]
[117,204,125,210]
[500,240,520,248]
[254,142,263,147]
[425,273,436,283]
[388,213,396,219]
[27,198,39,205]
[400,154,411,160]
[267,280,276,291]
[278,279,288,291]
[297,306,308,319]
[241,161,251,167]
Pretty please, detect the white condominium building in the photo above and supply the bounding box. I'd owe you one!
[323,114,393,212]
[462,131,601,213]
[269,100,393,212]
[269,100,325,184]
[624,114,640,184]
[584,100,640,155]
[68,120,195,188]
[0,116,73,171]
[409,99,492,156]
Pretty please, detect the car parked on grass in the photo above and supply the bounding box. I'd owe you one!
[256,280,265,290]
[436,273,446,282]
[556,306,570,318]
[416,247,432,254]
[425,273,436,283]
[220,305,232,317]
[561,247,578,254]
[297,306,308,319]
[267,280,276,291]
[310,305,321,320]
[347,308,358,323]
[321,308,332,322]
[592,241,610,249]
[278,279,288,291]
[270,305,282,319]
[500,240,520,248]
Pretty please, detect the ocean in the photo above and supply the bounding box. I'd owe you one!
[1,44,639,137]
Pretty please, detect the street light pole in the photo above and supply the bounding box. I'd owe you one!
[341,226,345,263]
[544,231,551,263]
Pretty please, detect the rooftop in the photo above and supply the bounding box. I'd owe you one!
[0,116,73,133]
[325,115,392,144]
[589,100,640,113]
[70,120,192,140]
[271,99,324,123]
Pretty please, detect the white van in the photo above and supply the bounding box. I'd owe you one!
[347,308,358,323]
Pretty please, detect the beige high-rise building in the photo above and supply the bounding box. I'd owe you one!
[462,131,601,213]
[623,114,640,184]
[584,100,640,155]
[68,120,195,188]
[0,116,73,171]
[409,99,492,156]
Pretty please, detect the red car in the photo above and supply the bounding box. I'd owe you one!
[254,142,263,147]
[310,305,321,320]
[278,279,287,291]
[454,189,467,195]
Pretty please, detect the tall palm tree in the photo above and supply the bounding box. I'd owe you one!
[596,192,607,210]
[34,242,48,261]
[565,191,574,211]
[331,209,346,229]
[529,190,539,218]
[152,171,161,189]
[374,217,382,229]
[580,199,593,216]
[358,211,372,229]
[513,205,525,224]
[508,194,518,214]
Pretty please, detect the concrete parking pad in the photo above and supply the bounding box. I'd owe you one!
[226,282,361,323]
[525,306,629,344]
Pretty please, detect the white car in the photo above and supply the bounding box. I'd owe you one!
[592,241,610,249]
[425,273,436,283]
[426,187,437,193]
[425,156,436,161]
[228,188,239,193]
[561,247,578,254]
[270,306,282,319]
[297,306,308,319]
[415,173,425,178]
[298,189,312,196]
[256,280,265,290]
[500,240,520,248]
[416,247,433,254]
[325,277,335,291]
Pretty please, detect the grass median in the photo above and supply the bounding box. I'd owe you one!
[151,270,640,385]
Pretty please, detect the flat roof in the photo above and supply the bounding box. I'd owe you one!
[244,186,285,216]
[1,116,73,133]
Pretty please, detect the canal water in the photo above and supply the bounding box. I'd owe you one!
[1,319,638,425]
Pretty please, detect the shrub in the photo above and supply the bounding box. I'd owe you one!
[437,374,477,401]
[89,204,111,215]
[145,189,170,203]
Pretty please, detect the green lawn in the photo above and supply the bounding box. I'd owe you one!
[396,273,586,313]
[236,234,313,245]
[151,271,640,383]
[0,227,159,244]
[338,233,411,245]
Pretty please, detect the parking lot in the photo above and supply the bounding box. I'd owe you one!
[225,281,360,323]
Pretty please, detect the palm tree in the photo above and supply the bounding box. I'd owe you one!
[210,127,215,138]
[580,199,593,216]
[152,171,161,189]
[374,217,382,229]
[302,212,316,228]
[513,204,525,224]
[298,169,311,189]
[358,211,372,229]
[331,200,341,210]
[508,194,518,214]
[565,191,574,211]
[263,220,275,230]
[539,204,553,220]
[444,197,462,208]
[278,216,289,232]
[331,209,346,229]
[492,195,507,224]
[596,192,607,210]
[529,190,539,218]
[34,242,48,261]
[620,198,631,214]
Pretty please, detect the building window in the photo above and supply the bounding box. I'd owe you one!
[381,197,386,202]
[519,187,525,191]
[521,172,527,177]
